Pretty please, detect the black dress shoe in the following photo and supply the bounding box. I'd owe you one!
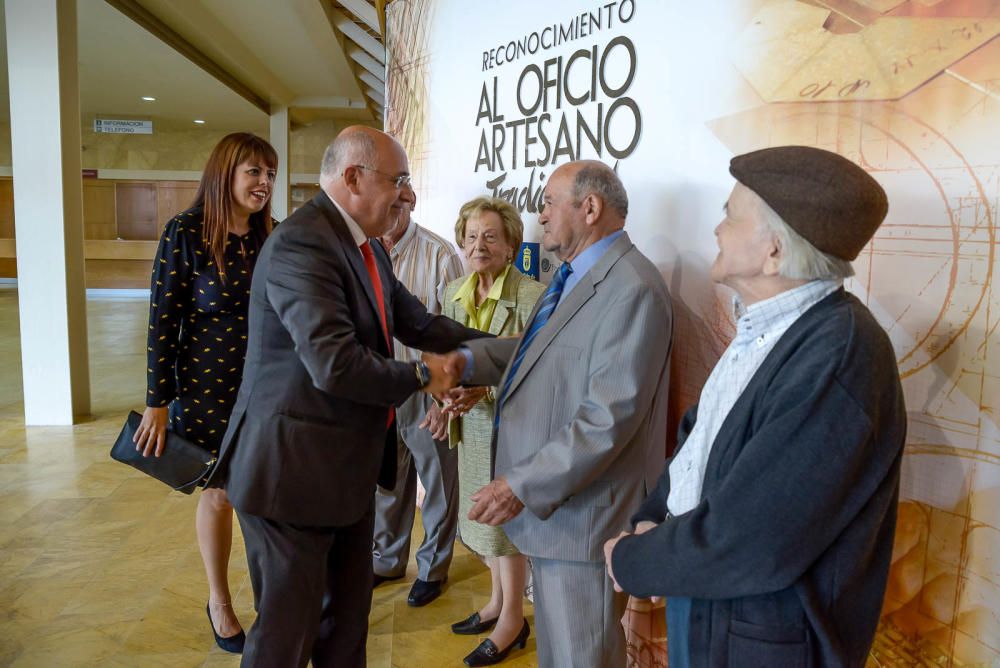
[463,619,530,666]
[373,572,405,588]
[206,603,246,654]
[407,577,445,607]
[451,611,499,635]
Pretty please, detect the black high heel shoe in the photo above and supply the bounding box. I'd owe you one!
[451,611,499,635]
[206,602,246,653]
[463,619,530,666]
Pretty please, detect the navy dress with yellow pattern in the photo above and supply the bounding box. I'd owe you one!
[145,207,266,454]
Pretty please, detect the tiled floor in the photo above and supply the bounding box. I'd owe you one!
[0,288,537,667]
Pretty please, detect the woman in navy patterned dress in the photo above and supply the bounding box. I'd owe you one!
[132,132,277,653]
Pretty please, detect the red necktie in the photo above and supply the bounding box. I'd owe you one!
[360,241,390,347]
[360,240,394,428]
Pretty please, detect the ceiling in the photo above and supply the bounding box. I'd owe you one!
[0,0,388,130]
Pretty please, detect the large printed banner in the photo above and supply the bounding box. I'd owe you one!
[386,1,1000,665]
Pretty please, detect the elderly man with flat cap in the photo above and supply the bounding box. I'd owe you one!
[604,146,907,668]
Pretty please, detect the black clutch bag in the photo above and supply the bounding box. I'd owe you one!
[110,411,216,494]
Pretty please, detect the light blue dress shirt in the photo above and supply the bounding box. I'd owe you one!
[556,230,624,307]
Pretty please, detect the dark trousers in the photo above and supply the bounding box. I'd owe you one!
[237,504,375,668]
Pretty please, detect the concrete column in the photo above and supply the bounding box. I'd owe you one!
[5,0,90,425]
[269,105,290,220]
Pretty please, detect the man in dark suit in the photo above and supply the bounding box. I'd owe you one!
[208,126,487,667]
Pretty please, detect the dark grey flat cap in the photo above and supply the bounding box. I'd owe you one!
[730,146,888,261]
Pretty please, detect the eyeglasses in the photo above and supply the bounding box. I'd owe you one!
[354,165,413,190]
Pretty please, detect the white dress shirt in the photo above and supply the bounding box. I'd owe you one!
[666,280,842,517]
[326,192,367,247]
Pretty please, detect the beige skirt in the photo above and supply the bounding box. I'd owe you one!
[454,400,519,558]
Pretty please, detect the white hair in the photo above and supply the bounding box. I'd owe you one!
[320,131,377,183]
[756,196,854,281]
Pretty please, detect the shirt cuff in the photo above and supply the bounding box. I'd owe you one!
[459,346,475,383]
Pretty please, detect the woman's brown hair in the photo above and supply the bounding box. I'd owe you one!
[192,132,278,282]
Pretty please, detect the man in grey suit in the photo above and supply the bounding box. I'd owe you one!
[440,160,673,667]
[208,126,487,667]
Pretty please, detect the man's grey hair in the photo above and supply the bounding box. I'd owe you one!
[572,163,629,218]
[756,195,854,281]
[320,131,377,180]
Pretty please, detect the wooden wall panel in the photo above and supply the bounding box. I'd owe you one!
[0,178,205,287]
[0,178,204,242]
[85,259,153,289]
[0,179,14,239]
[84,240,157,260]
[0,258,153,288]
[115,183,158,240]
[156,182,199,232]
[82,181,116,239]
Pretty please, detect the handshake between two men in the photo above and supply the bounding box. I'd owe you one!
[417,348,526,528]
[416,349,467,397]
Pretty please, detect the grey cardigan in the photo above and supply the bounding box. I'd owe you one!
[612,288,907,668]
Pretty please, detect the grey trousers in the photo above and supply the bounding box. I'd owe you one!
[372,392,458,581]
[237,504,374,668]
[530,557,628,668]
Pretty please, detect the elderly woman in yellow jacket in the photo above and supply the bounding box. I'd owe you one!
[441,196,544,666]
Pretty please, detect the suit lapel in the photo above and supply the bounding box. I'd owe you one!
[502,276,595,398]
[502,233,634,399]
[488,268,522,336]
[489,303,512,336]
[312,193,388,348]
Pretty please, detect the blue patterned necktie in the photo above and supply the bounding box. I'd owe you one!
[495,261,574,428]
